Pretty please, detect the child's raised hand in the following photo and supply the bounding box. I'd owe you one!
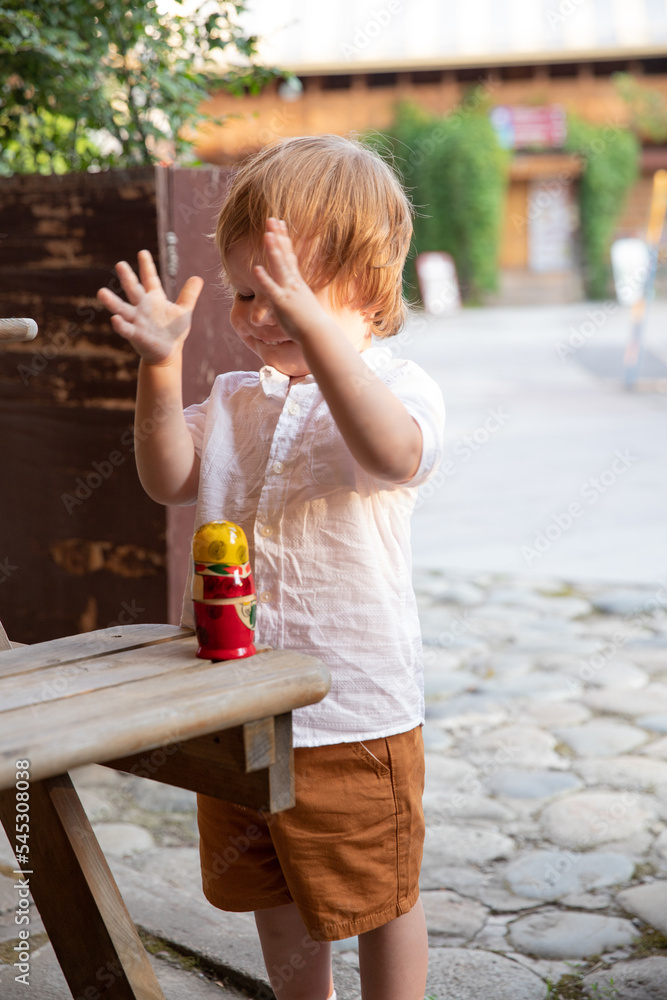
[97,250,204,366]
[253,219,327,343]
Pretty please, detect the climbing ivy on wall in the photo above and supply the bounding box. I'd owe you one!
[372,99,511,303]
[565,115,640,299]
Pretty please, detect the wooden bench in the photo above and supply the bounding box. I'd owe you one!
[0,623,330,999]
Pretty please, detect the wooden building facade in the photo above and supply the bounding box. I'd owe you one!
[196,0,667,301]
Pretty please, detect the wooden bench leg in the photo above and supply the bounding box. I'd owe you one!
[0,773,165,1000]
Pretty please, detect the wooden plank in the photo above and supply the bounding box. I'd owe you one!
[0,774,165,1000]
[268,712,295,812]
[0,624,193,680]
[0,621,12,652]
[0,629,270,708]
[0,647,330,788]
[104,715,293,813]
[105,724,274,811]
[108,725,253,778]
[243,717,276,772]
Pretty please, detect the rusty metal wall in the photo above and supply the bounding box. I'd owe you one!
[0,165,256,644]
[155,165,261,626]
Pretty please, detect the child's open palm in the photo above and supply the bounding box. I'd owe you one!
[253,218,328,343]
[97,250,204,366]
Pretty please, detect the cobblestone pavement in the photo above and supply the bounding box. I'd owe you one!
[2,570,667,999]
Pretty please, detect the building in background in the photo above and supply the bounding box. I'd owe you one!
[197,0,667,303]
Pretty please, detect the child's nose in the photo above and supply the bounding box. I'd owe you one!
[250,297,276,326]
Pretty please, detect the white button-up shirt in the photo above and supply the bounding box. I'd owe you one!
[181,345,445,747]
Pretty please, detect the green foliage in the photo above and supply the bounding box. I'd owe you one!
[565,115,640,299]
[0,0,281,174]
[374,98,510,303]
[614,72,667,144]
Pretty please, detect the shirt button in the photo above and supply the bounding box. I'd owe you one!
[272,461,284,474]
[259,590,272,603]
[260,525,273,537]
[288,401,300,415]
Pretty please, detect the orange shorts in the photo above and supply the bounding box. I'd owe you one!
[196,725,425,942]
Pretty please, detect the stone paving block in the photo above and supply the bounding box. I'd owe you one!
[583,685,667,718]
[424,693,509,730]
[92,822,155,856]
[484,768,581,800]
[540,791,655,849]
[508,908,639,959]
[123,777,198,813]
[481,652,535,678]
[592,590,667,616]
[424,752,478,788]
[421,644,479,673]
[121,846,203,897]
[641,735,667,758]
[419,862,488,896]
[110,858,270,991]
[424,792,516,825]
[424,946,546,999]
[574,754,667,790]
[582,956,667,999]
[423,667,478,698]
[422,723,453,751]
[423,822,515,866]
[518,700,592,728]
[653,828,667,860]
[0,939,251,999]
[504,849,634,901]
[0,873,16,916]
[577,660,649,690]
[459,723,567,770]
[555,720,649,757]
[76,786,117,821]
[617,881,667,935]
[477,670,581,701]
[421,888,488,943]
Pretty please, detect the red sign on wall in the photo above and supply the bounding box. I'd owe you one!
[490,105,567,150]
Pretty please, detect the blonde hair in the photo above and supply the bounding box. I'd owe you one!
[215,134,413,338]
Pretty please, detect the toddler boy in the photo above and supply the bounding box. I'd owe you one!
[98,134,445,1000]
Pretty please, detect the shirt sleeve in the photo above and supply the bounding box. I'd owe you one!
[383,360,446,489]
[183,397,210,458]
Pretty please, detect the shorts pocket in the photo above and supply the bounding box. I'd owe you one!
[350,738,391,777]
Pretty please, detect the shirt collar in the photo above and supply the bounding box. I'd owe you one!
[259,365,316,399]
[258,343,391,398]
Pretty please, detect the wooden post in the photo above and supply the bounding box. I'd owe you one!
[0,774,165,1000]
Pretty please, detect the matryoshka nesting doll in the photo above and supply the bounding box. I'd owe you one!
[192,521,257,660]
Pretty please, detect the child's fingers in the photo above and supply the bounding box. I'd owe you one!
[109,313,138,339]
[175,275,205,311]
[114,260,146,306]
[137,250,163,293]
[253,263,283,300]
[263,231,300,286]
[97,286,136,320]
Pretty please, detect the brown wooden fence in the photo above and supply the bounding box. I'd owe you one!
[0,165,258,643]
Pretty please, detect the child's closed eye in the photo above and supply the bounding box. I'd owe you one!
[236,292,255,301]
